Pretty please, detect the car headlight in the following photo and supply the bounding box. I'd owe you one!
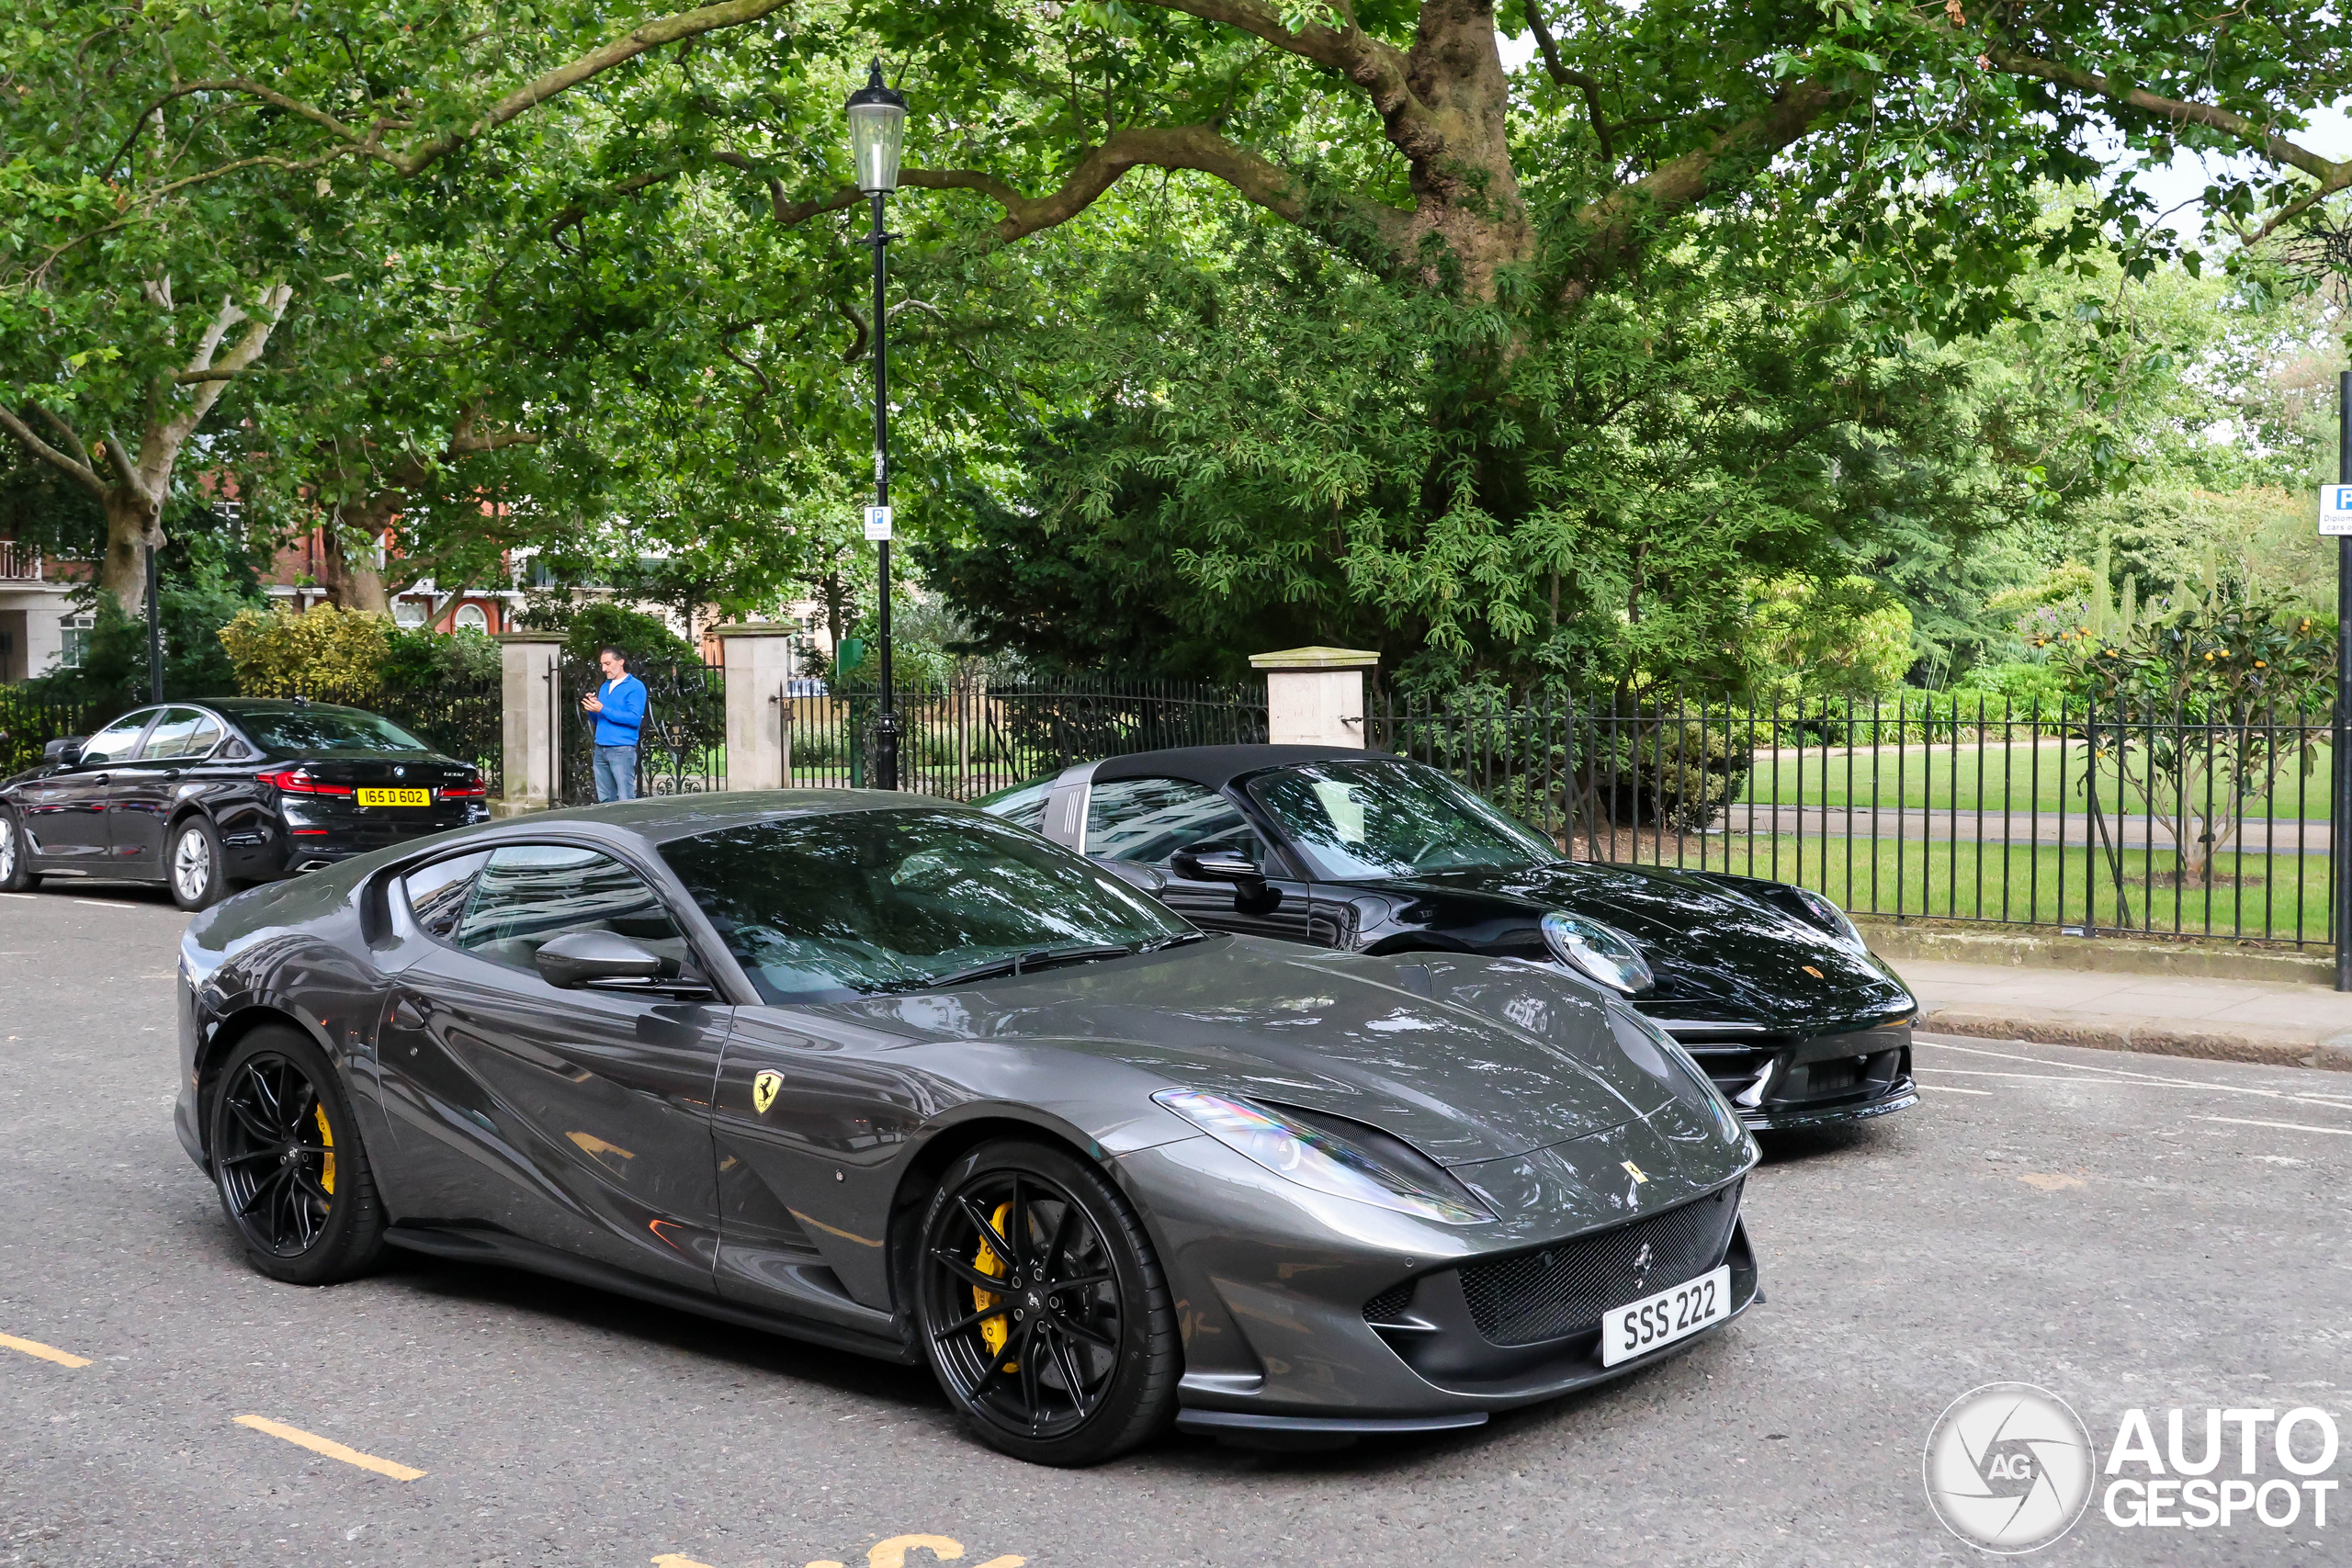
[1153,1089,1491,1224]
[1788,886,1867,953]
[1541,911,1655,994]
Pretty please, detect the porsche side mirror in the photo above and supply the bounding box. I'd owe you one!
[1098,858,1169,895]
[535,930,676,989]
[1170,849,1266,891]
[45,737,83,765]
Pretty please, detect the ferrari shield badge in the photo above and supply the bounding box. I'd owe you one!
[752,1070,783,1115]
[1621,1160,1648,1183]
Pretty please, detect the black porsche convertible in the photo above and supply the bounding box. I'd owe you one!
[981,746,1918,1132]
[177,790,1758,1465]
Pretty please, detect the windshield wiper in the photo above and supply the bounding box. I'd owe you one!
[924,943,1138,989]
[1138,931,1211,953]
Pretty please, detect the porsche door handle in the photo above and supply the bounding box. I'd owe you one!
[390,997,426,1029]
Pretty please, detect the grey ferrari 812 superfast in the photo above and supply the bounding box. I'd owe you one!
[175,792,1760,1464]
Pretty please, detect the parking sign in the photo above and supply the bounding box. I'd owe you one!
[864,505,893,541]
[2324,485,2352,536]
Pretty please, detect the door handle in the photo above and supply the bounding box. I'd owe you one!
[391,997,426,1029]
[87,773,108,784]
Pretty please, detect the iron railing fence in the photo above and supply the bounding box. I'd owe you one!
[552,654,727,806]
[1370,689,2338,948]
[775,677,1270,799]
[0,688,100,776]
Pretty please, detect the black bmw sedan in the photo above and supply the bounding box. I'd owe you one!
[983,745,1919,1132]
[0,698,489,910]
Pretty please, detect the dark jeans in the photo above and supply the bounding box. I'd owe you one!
[594,744,639,802]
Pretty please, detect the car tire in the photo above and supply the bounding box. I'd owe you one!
[0,808,37,892]
[914,1139,1180,1467]
[167,815,227,910]
[207,1026,386,1285]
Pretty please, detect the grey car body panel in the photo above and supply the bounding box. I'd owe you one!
[174,792,1759,1423]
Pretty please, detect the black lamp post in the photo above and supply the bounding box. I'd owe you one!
[847,60,907,790]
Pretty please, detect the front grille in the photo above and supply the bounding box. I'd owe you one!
[1455,1182,1743,1347]
[1362,1280,1417,1325]
[1795,1058,1860,1098]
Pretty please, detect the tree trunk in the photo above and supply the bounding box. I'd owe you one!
[317,495,399,615]
[99,490,163,616]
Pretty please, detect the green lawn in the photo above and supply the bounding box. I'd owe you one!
[1621,830,2334,943]
[1735,738,2335,823]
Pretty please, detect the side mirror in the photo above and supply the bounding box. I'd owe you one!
[1170,849,1267,891]
[45,737,83,765]
[534,930,676,989]
[1098,858,1168,895]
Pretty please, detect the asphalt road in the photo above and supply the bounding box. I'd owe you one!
[4,884,2346,1567]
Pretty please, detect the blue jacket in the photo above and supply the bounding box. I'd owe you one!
[592,673,648,747]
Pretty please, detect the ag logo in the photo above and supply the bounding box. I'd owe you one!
[752,1069,784,1115]
[1923,1382,2095,1553]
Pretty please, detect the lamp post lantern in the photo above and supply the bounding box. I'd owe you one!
[848,60,907,789]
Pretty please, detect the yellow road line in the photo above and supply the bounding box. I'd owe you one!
[233,1415,425,1480]
[0,1333,89,1368]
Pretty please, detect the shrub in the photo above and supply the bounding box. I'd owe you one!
[218,604,392,696]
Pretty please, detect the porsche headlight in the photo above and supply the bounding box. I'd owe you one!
[1789,886,1867,953]
[1541,911,1655,994]
[1153,1089,1491,1224]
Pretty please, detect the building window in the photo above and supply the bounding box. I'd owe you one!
[393,598,427,627]
[58,615,95,669]
[453,602,490,633]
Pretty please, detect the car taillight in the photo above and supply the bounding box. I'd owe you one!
[440,779,488,799]
[257,768,355,796]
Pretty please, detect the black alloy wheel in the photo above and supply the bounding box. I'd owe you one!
[168,816,227,910]
[916,1141,1179,1466]
[0,809,36,892]
[207,1027,385,1285]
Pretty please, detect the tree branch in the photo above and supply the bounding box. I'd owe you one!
[1125,0,1442,162]
[1566,82,1847,291]
[1524,0,1613,165]
[1985,46,2352,237]
[0,406,106,499]
[752,126,1412,268]
[383,0,793,177]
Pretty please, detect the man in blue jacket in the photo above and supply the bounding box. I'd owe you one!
[581,644,649,802]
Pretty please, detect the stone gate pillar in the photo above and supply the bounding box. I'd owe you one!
[1250,646,1379,747]
[493,631,565,816]
[712,624,799,792]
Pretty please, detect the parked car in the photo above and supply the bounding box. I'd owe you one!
[175,792,1758,1465]
[0,698,489,910]
[980,745,1919,1132]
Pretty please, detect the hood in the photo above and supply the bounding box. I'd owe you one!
[1388,861,1913,1031]
[814,936,1718,1166]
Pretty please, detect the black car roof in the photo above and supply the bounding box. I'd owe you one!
[204,697,380,716]
[1090,744,1404,791]
[512,788,971,846]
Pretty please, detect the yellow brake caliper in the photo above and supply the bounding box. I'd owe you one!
[314,1104,335,1197]
[973,1201,1014,1369]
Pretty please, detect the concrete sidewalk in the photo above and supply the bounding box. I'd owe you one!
[1903,955,2352,1068]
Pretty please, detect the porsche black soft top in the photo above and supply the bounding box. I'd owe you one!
[1088,744,1405,791]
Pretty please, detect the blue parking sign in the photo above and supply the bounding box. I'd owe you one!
[2324,485,2352,536]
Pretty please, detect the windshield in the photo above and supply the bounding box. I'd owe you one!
[238,707,430,753]
[659,808,1195,1005]
[1246,758,1560,880]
